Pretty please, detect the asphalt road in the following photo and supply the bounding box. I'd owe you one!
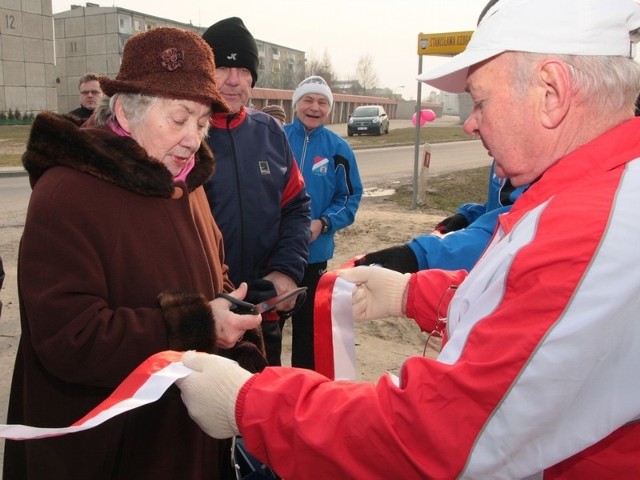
[0,137,490,238]
[355,141,490,187]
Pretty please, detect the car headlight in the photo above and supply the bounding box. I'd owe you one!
[348,118,354,125]
[372,118,380,124]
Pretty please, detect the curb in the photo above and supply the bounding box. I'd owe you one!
[0,168,27,178]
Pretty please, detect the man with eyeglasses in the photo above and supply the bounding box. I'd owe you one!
[69,73,103,121]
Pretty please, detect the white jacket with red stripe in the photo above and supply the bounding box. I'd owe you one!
[237,117,640,479]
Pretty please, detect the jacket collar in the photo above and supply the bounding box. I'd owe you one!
[23,111,215,197]
[210,106,246,130]
[292,117,324,137]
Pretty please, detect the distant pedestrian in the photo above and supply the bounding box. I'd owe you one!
[68,73,103,121]
[261,104,286,125]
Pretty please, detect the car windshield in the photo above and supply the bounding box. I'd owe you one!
[354,107,380,117]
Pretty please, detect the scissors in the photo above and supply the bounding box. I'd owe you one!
[216,287,308,315]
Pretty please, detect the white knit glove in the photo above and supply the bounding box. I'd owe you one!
[177,351,253,439]
[338,266,411,320]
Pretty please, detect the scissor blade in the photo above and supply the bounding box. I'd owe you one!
[253,287,307,314]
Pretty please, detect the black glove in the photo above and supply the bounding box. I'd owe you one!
[434,213,469,234]
[354,245,419,274]
[244,278,277,305]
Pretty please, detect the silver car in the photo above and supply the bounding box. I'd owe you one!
[347,105,390,136]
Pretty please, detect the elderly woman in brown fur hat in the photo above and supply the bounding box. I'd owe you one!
[4,27,265,480]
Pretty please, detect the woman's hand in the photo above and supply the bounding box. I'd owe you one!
[209,283,262,348]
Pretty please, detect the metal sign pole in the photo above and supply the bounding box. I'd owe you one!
[412,31,472,210]
[412,55,423,210]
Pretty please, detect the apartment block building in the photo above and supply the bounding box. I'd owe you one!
[255,38,305,90]
[1,1,390,120]
[54,4,201,113]
[54,3,306,113]
[0,0,57,115]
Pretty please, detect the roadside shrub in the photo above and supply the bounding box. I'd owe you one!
[0,110,35,125]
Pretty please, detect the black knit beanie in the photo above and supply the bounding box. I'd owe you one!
[202,17,259,87]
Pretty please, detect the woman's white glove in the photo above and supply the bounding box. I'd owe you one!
[338,266,411,320]
[177,351,253,439]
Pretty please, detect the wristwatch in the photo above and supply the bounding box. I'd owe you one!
[320,216,331,234]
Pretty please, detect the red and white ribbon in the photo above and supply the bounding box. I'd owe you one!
[0,265,359,439]
[314,259,357,380]
[0,350,191,440]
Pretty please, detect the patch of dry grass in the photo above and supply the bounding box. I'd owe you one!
[0,125,31,167]
[387,166,491,213]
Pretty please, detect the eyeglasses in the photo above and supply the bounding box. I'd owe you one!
[80,90,102,96]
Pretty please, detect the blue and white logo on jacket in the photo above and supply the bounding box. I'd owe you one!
[312,156,329,175]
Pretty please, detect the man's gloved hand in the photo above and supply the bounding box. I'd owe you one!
[338,266,411,320]
[244,278,278,305]
[434,213,469,234]
[353,245,419,273]
[177,351,253,439]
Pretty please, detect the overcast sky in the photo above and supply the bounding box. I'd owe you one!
[52,0,489,99]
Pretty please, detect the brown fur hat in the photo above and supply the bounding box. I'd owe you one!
[100,27,229,113]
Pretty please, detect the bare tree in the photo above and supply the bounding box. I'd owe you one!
[305,49,336,88]
[355,54,378,96]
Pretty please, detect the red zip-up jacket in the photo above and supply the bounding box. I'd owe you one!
[235,117,640,479]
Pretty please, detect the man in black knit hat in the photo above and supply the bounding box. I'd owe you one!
[202,17,311,368]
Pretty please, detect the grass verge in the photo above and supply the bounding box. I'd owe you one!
[385,165,490,213]
[346,126,470,149]
[0,125,31,167]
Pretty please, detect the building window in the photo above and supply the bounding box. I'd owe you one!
[119,15,132,34]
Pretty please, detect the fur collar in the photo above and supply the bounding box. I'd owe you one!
[23,111,215,197]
